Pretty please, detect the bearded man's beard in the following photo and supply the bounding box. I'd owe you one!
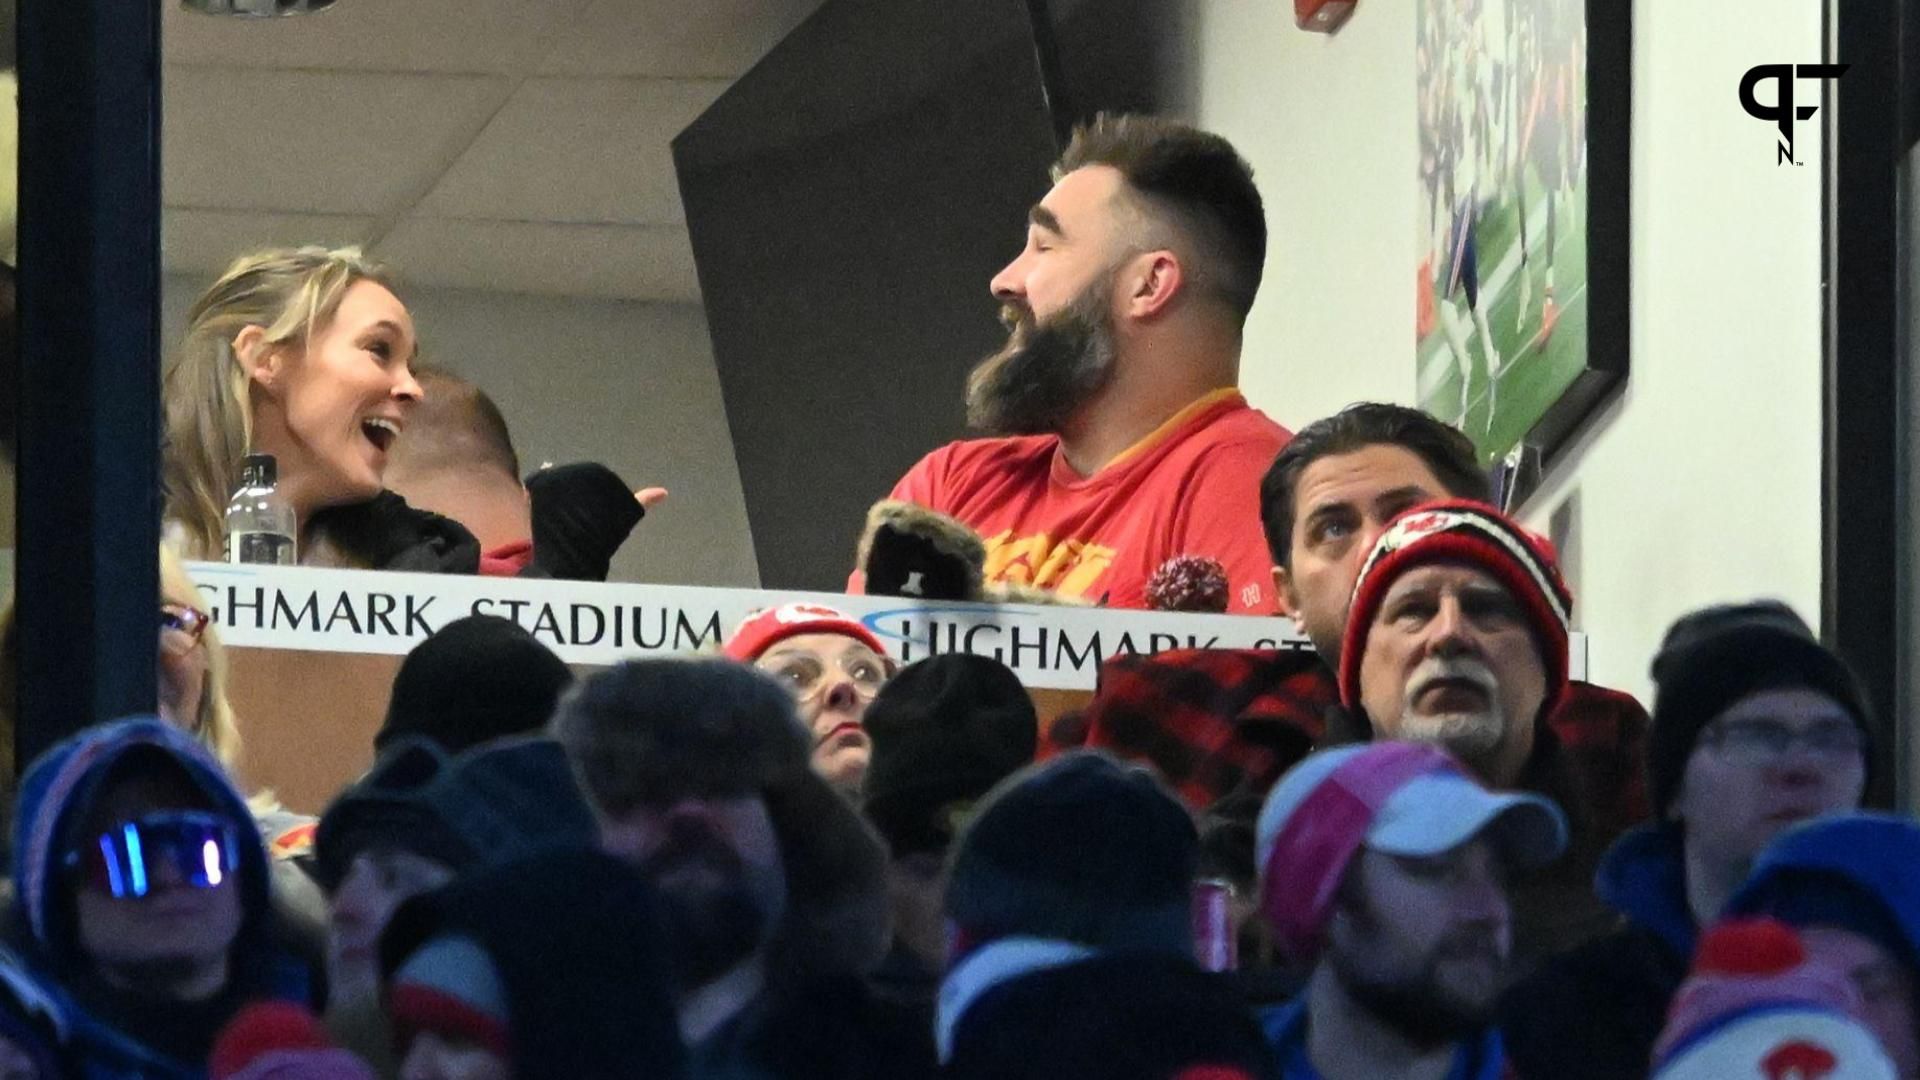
[642,818,784,989]
[965,272,1119,436]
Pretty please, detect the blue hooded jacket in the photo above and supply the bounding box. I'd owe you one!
[10,718,310,1079]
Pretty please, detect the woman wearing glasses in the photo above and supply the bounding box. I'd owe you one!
[722,603,898,799]
[159,546,239,765]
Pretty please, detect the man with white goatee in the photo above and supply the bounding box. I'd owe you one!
[1338,499,1611,972]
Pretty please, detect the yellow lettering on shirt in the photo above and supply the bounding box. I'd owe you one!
[982,531,1116,598]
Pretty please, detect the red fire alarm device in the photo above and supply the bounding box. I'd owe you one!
[1296,0,1356,33]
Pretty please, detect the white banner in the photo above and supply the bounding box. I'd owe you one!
[187,562,1588,692]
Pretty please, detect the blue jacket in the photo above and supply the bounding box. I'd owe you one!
[1259,997,1508,1080]
[11,718,311,1079]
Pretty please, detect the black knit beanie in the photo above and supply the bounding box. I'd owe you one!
[862,655,1038,859]
[1648,600,1873,818]
[378,615,574,754]
[945,750,1197,956]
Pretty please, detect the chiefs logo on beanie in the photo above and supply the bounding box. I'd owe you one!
[1337,500,1573,718]
[723,603,887,663]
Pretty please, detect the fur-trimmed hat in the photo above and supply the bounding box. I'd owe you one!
[1338,499,1572,718]
[858,500,986,602]
[551,659,891,981]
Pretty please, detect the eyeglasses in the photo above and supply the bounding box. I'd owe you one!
[1701,719,1864,765]
[63,810,240,899]
[758,647,892,702]
[160,604,210,657]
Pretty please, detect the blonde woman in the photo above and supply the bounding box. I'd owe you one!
[159,544,242,764]
[164,245,484,571]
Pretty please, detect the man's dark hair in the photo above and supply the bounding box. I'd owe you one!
[1055,113,1266,323]
[397,366,521,483]
[1259,403,1490,567]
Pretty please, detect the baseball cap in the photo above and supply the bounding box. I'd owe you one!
[1254,741,1567,966]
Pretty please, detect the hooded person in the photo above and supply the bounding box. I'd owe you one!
[12,718,314,1078]
[1726,814,1920,1079]
[1501,601,1874,1080]
[550,658,929,1079]
[311,736,599,1075]
[1651,917,1896,1080]
[377,849,684,1080]
[860,654,1039,1009]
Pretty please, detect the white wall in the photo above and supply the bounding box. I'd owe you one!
[162,275,760,588]
[1187,0,1825,702]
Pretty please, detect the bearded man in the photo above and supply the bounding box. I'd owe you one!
[863,113,1290,614]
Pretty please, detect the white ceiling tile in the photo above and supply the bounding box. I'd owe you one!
[414,77,723,226]
[163,208,380,275]
[375,218,700,303]
[163,0,594,74]
[540,0,826,78]
[163,66,515,216]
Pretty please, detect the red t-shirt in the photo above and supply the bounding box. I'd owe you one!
[875,390,1291,614]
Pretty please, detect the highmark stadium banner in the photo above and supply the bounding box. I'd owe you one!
[186,562,1589,692]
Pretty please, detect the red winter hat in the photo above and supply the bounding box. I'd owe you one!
[723,602,887,662]
[1337,500,1573,718]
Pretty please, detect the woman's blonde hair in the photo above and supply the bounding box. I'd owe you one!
[159,544,241,767]
[0,545,243,781]
[162,245,396,559]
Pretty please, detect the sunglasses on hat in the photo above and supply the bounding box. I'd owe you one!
[63,810,241,899]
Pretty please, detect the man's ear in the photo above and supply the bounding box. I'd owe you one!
[232,326,279,390]
[1122,250,1183,321]
[1273,564,1302,619]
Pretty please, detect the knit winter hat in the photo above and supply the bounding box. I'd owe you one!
[1647,601,1873,818]
[314,736,597,892]
[862,655,1038,858]
[945,751,1198,958]
[722,602,887,663]
[1651,918,1893,1080]
[1337,500,1571,718]
[1254,741,1566,968]
[1728,813,1920,981]
[209,1002,378,1080]
[388,936,512,1061]
[377,615,574,754]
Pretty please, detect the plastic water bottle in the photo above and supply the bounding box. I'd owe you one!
[226,453,297,565]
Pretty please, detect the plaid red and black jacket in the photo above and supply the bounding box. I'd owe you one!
[1048,646,1651,843]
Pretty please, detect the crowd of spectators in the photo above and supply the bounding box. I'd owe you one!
[0,110,1906,1079]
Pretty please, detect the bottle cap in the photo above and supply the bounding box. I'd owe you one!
[242,452,277,486]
